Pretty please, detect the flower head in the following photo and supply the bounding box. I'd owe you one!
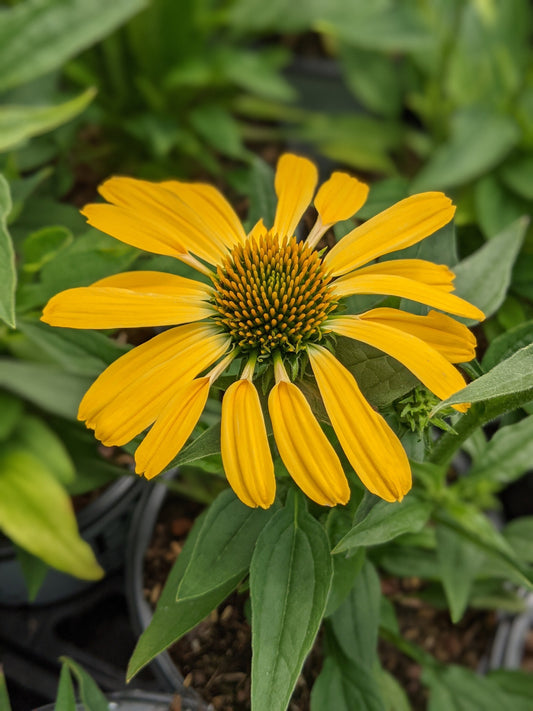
[42,154,483,508]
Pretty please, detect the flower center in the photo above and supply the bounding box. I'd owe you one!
[212,231,337,358]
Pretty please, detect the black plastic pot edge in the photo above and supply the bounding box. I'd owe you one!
[35,688,178,711]
[125,472,211,711]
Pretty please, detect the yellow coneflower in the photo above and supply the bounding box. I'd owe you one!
[42,154,483,508]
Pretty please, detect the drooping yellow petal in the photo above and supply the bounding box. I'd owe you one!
[78,324,230,446]
[161,181,246,247]
[83,177,229,264]
[41,272,214,329]
[272,154,318,240]
[135,377,211,479]
[354,259,455,291]
[314,171,369,226]
[221,379,275,508]
[330,273,484,321]
[328,316,469,411]
[268,380,350,506]
[359,308,476,363]
[307,345,411,502]
[325,192,455,276]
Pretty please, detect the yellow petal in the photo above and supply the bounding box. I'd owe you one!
[330,273,484,321]
[329,316,469,411]
[272,154,318,240]
[359,308,476,363]
[354,259,455,291]
[41,274,214,329]
[325,192,455,276]
[84,177,229,264]
[307,345,411,502]
[78,324,229,446]
[135,377,210,479]
[314,171,369,226]
[268,380,350,506]
[221,379,275,508]
[161,181,246,247]
[247,218,268,241]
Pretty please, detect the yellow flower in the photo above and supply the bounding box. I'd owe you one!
[42,154,483,508]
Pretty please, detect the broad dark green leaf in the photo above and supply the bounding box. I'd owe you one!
[128,510,241,679]
[452,217,527,324]
[0,391,23,441]
[0,448,103,580]
[0,175,16,328]
[245,155,276,231]
[482,320,533,371]
[489,669,533,709]
[435,524,483,623]
[0,359,92,419]
[503,517,533,565]
[325,508,365,616]
[474,175,528,239]
[411,109,520,191]
[59,657,108,711]
[53,662,76,711]
[0,0,147,91]
[0,669,12,711]
[0,88,95,152]
[310,651,385,711]
[329,560,381,666]
[177,489,276,600]
[250,495,333,711]
[376,668,411,711]
[334,496,432,552]
[432,343,533,414]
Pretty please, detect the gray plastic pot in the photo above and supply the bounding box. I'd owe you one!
[0,474,142,605]
[35,689,178,711]
[489,591,533,669]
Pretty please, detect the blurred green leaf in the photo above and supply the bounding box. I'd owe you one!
[59,657,108,711]
[11,414,74,485]
[503,517,533,565]
[339,44,402,117]
[482,320,533,371]
[325,509,365,616]
[21,226,73,274]
[412,108,520,191]
[0,0,148,92]
[0,175,16,329]
[190,104,245,159]
[376,668,412,711]
[500,154,533,200]
[0,391,23,441]
[0,88,96,152]
[223,47,295,102]
[0,448,103,579]
[452,216,527,323]
[0,668,11,711]
[54,662,77,711]
[245,155,276,231]
[15,546,49,602]
[474,175,528,239]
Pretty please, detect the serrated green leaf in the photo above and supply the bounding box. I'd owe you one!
[177,488,276,600]
[59,657,108,711]
[0,175,16,328]
[0,88,96,152]
[0,0,148,92]
[334,496,432,552]
[0,448,103,580]
[53,661,76,711]
[250,495,333,711]
[452,217,527,324]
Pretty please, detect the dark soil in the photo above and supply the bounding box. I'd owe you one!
[143,495,497,711]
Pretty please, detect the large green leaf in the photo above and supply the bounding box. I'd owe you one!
[452,217,526,324]
[325,508,365,616]
[411,108,520,191]
[334,496,432,552]
[250,495,333,711]
[0,88,96,152]
[0,175,16,328]
[0,359,92,418]
[11,414,74,485]
[0,448,103,579]
[177,489,276,600]
[474,175,528,239]
[0,0,147,92]
[482,320,533,371]
[432,343,533,415]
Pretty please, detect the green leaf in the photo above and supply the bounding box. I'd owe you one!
[503,517,533,565]
[431,343,533,415]
[245,155,276,231]
[53,661,76,711]
[59,657,108,711]
[0,0,148,92]
[0,88,96,152]
[21,226,73,274]
[310,651,385,711]
[177,489,276,600]
[0,391,23,441]
[0,359,92,418]
[127,510,241,680]
[489,669,533,708]
[334,337,418,408]
[339,44,402,117]
[500,154,533,200]
[474,175,528,239]
[334,496,432,552]
[325,508,365,616]
[11,414,74,485]
[0,448,103,580]
[0,175,16,328]
[250,494,333,711]
[482,320,533,371]
[15,546,49,602]
[411,108,520,191]
[190,104,245,159]
[435,524,483,623]
[452,217,527,323]
[377,667,412,711]
[330,560,381,666]
[172,422,221,467]
[0,669,12,711]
